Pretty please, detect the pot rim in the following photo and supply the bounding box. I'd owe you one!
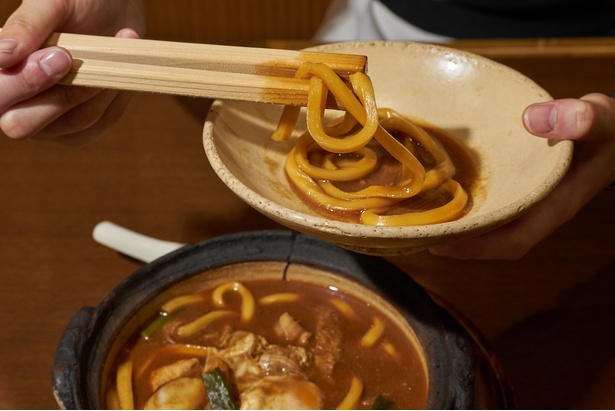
[52,230,474,409]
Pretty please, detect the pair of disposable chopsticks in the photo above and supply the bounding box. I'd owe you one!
[39,32,367,109]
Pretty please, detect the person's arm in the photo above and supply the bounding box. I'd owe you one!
[0,0,145,145]
[430,93,615,260]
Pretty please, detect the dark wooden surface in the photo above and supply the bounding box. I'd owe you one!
[0,39,614,409]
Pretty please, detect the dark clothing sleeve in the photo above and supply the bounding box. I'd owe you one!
[379,0,615,38]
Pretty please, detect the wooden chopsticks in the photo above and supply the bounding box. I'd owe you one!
[39,32,368,108]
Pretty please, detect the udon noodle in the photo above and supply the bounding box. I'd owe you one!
[105,276,429,409]
[272,62,470,226]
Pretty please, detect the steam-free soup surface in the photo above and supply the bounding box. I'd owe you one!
[106,278,428,409]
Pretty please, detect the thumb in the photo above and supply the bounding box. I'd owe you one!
[522,93,615,143]
[0,0,67,68]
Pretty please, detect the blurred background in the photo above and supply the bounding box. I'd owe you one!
[0,0,332,44]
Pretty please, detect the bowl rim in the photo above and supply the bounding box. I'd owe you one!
[203,40,573,244]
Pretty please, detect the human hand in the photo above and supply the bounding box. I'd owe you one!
[430,93,615,260]
[0,0,145,145]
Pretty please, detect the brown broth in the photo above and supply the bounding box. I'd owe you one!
[105,278,428,409]
[289,118,479,224]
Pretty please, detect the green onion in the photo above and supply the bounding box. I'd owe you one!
[140,314,170,340]
[371,394,395,410]
[201,367,237,410]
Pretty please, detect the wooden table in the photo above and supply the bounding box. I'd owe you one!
[0,39,614,409]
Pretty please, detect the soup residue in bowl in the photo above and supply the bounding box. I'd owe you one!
[272,62,474,227]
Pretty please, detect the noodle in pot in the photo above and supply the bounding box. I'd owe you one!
[272,62,471,226]
[105,277,429,409]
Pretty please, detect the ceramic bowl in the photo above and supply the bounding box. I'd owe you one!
[203,41,573,255]
[52,231,477,409]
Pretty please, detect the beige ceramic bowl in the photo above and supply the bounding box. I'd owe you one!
[203,41,573,255]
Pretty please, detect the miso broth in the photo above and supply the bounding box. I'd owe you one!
[104,268,428,409]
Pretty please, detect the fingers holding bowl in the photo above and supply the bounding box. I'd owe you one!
[523,93,615,143]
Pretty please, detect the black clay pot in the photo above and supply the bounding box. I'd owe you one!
[52,230,475,409]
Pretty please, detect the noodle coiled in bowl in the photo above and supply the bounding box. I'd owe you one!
[203,41,573,255]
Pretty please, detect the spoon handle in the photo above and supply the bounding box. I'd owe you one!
[92,221,184,263]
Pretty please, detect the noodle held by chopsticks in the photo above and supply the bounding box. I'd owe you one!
[272,62,469,226]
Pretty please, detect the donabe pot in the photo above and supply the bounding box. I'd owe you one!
[52,230,475,409]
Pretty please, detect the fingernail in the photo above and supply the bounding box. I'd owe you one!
[39,48,72,76]
[0,38,18,54]
[524,103,557,134]
[116,28,140,39]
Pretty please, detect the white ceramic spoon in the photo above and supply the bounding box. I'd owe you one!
[92,221,185,263]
